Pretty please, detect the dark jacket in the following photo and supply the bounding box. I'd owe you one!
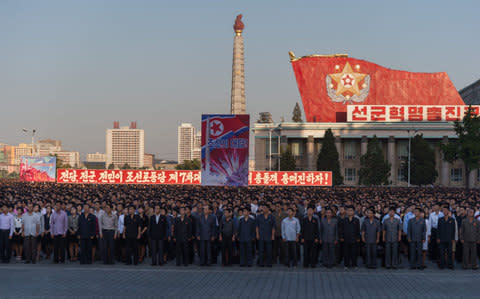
[438,216,456,242]
[220,217,237,237]
[149,214,168,240]
[173,216,192,242]
[256,214,276,241]
[196,214,217,240]
[237,217,256,242]
[407,217,426,242]
[124,214,140,239]
[339,216,360,243]
[301,216,320,241]
[77,213,96,239]
[320,217,338,243]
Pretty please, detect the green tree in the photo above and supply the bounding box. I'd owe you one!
[292,102,303,122]
[279,146,296,171]
[107,163,115,170]
[441,106,480,189]
[317,129,343,185]
[176,159,201,170]
[121,163,131,170]
[359,135,391,186]
[403,134,438,185]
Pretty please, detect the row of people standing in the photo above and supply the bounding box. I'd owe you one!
[2,201,480,270]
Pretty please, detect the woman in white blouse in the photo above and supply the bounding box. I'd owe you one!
[13,209,24,261]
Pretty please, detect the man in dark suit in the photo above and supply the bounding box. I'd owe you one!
[149,205,168,266]
[301,206,319,268]
[196,205,217,266]
[256,204,276,267]
[219,208,236,266]
[173,206,192,266]
[339,205,360,269]
[437,206,456,269]
[238,207,256,267]
[77,204,96,264]
[123,205,141,265]
[186,206,196,264]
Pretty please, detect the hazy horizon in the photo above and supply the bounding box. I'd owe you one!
[2,1,479,160]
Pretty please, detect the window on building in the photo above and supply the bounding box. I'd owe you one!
[290,141,304,157]
[345,168,356,182]
[265,139,279,156]
[398,168,407,182]
[397,141,408,160]
[344,141,356,160]
[451,168,463,182]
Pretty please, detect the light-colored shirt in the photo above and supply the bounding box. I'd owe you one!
[35,212,44,234]
[403,212,414,234]
[22,213,41,236]
[94,209,104,219]
[50,210,68,236]
[118,214,124,234]
[429,211,444,229]
[281,217,300,241]
[382,214,402,224]
[0,213,14,236]
[99,212,118,233]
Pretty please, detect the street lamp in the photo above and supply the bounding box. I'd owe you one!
[22,128,37,156]
[268,124,281,171]
[407,128,418,187]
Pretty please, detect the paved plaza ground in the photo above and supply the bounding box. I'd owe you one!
[1,260,479,298]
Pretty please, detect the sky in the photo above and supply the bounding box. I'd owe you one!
[1,0,479,160]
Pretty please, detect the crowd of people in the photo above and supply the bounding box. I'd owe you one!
[1,181,480,270]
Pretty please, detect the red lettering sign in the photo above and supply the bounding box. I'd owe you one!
[248,171,332,186]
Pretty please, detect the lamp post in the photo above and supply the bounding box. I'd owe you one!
[407,129,418,187]
[268,124,282,171]
[268,129,272,171]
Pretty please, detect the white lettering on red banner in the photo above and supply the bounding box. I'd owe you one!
[347,105,480,122]
[57,169,332,186]
[248,171,332,186]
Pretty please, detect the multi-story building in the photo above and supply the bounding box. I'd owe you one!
[177,123,195,163]
[144,153,155,169]
[106,121,145,168]
[86,152,106,163]
[37,139,62,156]
[14,144,33,165]
[55,151,80,168]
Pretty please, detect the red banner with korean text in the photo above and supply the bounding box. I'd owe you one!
[57,169,201,185]
[249,171,332,186]
[57,169,333,186]
[347,105,480,122]
[291,56,465,122]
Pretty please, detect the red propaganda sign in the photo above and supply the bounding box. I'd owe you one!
[248,171,332,186]
[347,105,480,122]
[201,114,249,186]
[290,56,464,122]
[57,169,201,185]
